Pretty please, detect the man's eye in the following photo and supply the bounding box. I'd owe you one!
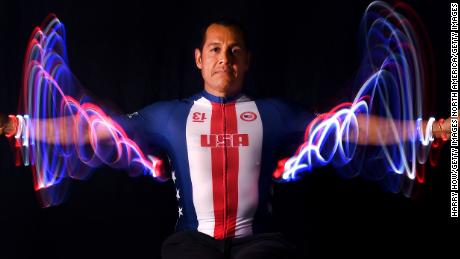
[211,47,219,53]
[231,48,241,54]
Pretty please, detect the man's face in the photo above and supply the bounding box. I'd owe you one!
[195,24,250,97]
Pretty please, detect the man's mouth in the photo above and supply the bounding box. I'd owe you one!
[213,69,232,76]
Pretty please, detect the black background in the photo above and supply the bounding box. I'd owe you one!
[0,0,456,258]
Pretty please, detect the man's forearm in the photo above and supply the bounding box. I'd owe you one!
[356,114,448,145]
[31,116,79,145]
[356,114,410,145]
[1,115,110,145]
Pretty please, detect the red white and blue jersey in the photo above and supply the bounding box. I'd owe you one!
[126,90,311,239]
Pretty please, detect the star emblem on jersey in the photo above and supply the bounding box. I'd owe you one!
[178,207,183,217]
[176,188,180,200]
[171,171,176,183]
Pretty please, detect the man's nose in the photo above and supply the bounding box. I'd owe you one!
[218,49,232,65]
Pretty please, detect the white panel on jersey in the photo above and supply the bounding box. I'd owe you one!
[234,100,263,237]
[186,97,215,237]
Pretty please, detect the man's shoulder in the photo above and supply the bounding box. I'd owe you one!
[254,97,300,112]
[140,98,192,115]
[255,96,314,125]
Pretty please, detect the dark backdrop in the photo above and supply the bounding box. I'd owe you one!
[0,0,455,258]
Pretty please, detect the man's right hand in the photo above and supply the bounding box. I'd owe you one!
[0,113,6,135]
[0,114,16,137]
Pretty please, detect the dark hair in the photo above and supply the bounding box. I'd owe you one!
[199,16,249,51]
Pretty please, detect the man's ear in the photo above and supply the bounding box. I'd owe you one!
[195,48,203,69]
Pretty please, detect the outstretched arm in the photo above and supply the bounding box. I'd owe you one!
[0,112,167,180]
[0,113,113,145]
[355,114,450,145]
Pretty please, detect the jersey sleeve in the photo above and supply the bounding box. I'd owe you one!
[116,101,174,149]
[113,101,176,179]
[270,98,315,158]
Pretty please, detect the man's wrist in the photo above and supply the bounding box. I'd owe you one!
[432,118,448,140]
[432,120,441,137]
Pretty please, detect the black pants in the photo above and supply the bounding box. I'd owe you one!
[161,230,296,259]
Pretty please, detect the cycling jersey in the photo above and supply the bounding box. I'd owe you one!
[126,90,312,239]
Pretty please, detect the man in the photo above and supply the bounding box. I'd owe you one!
[122,18,310,259]
[0,17,451,259]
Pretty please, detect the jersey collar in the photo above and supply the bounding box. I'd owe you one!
[200,90,243,104]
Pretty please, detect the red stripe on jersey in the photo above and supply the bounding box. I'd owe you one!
[225,103,239,238]
[210,103,225,239]
[210,102,240,239]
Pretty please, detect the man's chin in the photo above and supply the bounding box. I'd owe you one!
[214,79,234,89]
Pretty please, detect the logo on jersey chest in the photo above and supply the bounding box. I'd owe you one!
[192,112,207,122]
[240,111,257,122]
[201,134,249,148]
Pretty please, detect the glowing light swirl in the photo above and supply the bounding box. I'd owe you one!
[13,14,165,207]
[276,2,445,194]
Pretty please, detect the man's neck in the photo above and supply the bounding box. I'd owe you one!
[204,86,241,98]
[201,88,243,104]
